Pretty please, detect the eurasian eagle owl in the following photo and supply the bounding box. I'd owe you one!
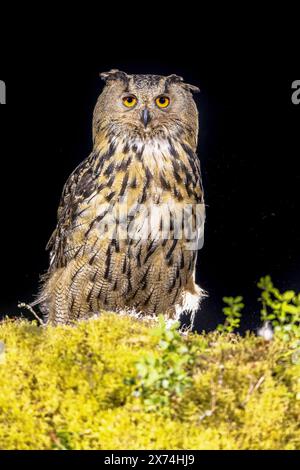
[36,70,206,325]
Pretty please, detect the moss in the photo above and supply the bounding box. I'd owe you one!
[0,314,299,450]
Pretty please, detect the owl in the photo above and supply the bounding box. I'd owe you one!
[36,70,206,325]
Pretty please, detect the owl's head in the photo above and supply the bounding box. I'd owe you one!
[93,70,200,145]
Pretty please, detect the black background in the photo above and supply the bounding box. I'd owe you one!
[0,28,299,332]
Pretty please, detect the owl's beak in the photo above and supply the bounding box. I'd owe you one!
[141,108,151,128]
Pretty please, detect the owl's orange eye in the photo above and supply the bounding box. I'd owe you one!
[122,95,137,108]
[155,96,170,108]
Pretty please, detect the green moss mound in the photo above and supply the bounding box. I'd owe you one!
[0,314,299,450]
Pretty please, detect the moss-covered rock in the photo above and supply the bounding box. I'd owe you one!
[0,314,299,449]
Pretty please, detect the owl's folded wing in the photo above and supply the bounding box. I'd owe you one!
[46,153,98,269]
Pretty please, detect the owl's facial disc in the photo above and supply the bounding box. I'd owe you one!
[120,90,173,132]
[94,72,199,143]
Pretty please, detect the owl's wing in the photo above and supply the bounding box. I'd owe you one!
[46,153,98,269]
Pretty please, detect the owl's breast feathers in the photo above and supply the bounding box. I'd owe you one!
[43,132,205,319]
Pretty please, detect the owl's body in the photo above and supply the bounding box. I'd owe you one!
[38,71,205,325]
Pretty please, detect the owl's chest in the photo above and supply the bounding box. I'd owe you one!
[70,141,202,244]
[92,137,200,200]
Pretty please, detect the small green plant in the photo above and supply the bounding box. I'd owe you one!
[129,316,196,413]
[258,276,300,342]
[217,296,244,333]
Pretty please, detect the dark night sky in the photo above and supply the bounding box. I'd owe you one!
[0,31,299,332]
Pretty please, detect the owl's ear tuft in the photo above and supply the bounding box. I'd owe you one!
[165,74,184,90]
[166,74,184,82]
[165,74,200,94]
[100,69,129,84]
[182,83,200,94]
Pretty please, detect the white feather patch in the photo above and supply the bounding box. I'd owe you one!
[175,285,206,321]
